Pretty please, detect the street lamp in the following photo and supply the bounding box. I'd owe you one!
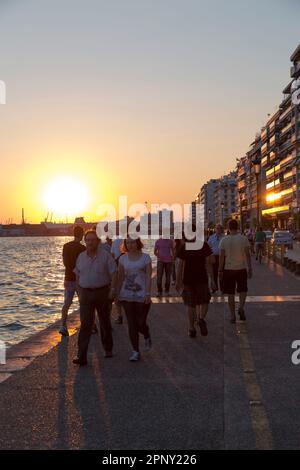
[252,157,261,227]
[221,201,224,225]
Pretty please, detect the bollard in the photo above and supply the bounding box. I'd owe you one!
[291,261,297,272]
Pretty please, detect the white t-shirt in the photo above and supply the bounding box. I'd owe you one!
[119,252,151,302]
[111,238,124,261]
[219,234,250,270]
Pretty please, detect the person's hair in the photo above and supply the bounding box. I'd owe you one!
[259,226,263,231]
[74,225,84,238]
[122,236,144,252]
[84,229,99,241]
[228,219,238,231]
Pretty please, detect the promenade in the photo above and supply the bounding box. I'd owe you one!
[0,257,300,450]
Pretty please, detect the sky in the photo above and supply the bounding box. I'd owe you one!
[0,0,299,223]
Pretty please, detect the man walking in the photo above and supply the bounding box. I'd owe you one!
[154,236,174,296]
[73,230,117,366]
[219,219,252,323]
[59,225,86,337]
[207,224,224,293]
[176,235,215,338]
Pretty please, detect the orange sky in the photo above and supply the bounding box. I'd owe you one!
[0,0,299,224]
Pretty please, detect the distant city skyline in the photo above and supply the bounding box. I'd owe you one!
[0,0,300,223]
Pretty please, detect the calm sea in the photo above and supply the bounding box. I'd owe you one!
[0,237,156,348]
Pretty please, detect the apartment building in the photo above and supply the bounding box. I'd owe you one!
[214,172,237,225]
[261,45,300,229]
[199,179,218,227]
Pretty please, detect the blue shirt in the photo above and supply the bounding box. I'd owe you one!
[208,233,224,255]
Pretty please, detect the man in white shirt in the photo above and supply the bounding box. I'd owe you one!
[219,219,252,323]
[73,230,117,366]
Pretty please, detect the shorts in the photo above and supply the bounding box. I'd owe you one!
[182,283,211,307]
[63,280,77,308]
[223,269,248,295]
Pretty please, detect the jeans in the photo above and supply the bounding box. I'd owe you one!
[121,301,151,352]
[157,261,173,293]
[78,286,113,362]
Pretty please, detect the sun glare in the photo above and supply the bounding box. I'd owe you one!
[42,177,90,216]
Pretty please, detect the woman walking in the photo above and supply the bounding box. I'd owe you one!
[116,236,152,361]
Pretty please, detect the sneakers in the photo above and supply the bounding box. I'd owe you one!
[198,318,208,336]
[115,316,123,324]
[188,329,197,338]
[129,351,140,362]
[144,336,152,351]
[59,325,69,337]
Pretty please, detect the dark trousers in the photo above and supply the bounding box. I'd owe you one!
[78,286,113,362]
[122,301,151,352]
[157,261,172,293]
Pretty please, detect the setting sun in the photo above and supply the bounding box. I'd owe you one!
[42,177,90,217]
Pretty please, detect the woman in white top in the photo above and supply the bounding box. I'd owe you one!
[116,236,152,362]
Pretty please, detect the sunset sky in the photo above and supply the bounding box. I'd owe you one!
[0,0,299,223]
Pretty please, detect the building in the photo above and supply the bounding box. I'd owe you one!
[235,44,300,230]
[214,172,237,225]
[261,45,300,229]
[200,179,218,227]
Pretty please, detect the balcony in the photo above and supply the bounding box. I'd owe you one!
[291,62,300,79]
[280,121,292,137]
[279,139,293,154]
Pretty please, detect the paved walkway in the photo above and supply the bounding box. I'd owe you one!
[0,257,300,450]
[286,241,300,262]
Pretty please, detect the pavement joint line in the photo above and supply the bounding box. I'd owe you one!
[235,321,274,450]
[151,295,300,303]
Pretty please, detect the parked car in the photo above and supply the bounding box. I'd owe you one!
[271,230,293,249]
[264,230,273,241]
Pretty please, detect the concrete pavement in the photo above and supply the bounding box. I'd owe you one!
[0,257,300,450]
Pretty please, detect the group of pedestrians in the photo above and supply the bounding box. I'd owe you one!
[59,218,254,365]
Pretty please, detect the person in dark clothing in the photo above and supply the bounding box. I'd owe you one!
[176,237,215,338]
[59,225,85,336]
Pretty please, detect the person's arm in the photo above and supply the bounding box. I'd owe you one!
[218,248,225,281]
[62,245,68,268]
[115,261,125,299]
[171,240,175,260]
[144,261,152,304]
[245,246,252,279]
[107,253,117,299]
[176,259,184,292]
